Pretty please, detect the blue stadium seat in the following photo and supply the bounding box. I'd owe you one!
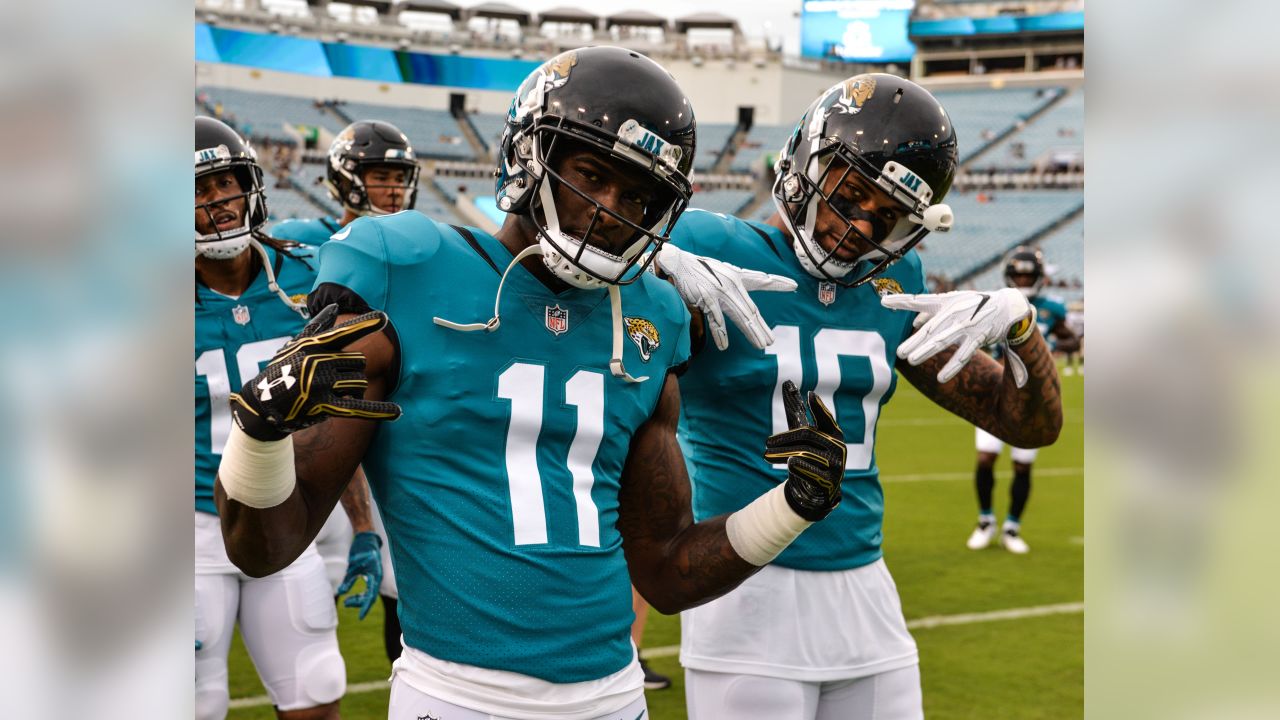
[198,86,342,143]
[932,86,1063,163]
[694,123,738,172]
[977,88,1083,171]
[338,101,476,160]
[730,124,795,174]
[915,190,1081,281]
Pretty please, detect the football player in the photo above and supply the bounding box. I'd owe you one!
[967,245,1079,554]
[659,75,1064,719]
[215,47,834,720]
[272,119,421,662]
[194,117,381,720]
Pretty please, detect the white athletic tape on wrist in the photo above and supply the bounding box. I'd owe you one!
[725,484,815,566]
[218,424,297,508]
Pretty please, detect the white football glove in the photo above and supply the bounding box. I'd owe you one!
[654,243,798,351]
[881,288,1035,387]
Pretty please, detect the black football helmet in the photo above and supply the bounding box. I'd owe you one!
[773,74,958,287]
[494,46,696,288]
[1004,245,1046,298]
[195,116,267,259]
[325,120,419,216]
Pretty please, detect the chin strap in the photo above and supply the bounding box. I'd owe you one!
[433,244,541,333]
[433,244,647,384]
[250,236,311,319]
[608,283,647,383]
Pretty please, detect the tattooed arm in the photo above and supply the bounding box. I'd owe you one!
[617,374,759,615]
[339,467,375,534]
[898,330,1063,448]
[215,316,394,577]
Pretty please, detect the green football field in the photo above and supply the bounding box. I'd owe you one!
[226,365,1083,719]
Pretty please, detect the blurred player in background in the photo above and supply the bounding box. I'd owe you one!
[1064,299,1084,375]
[272,119,421,663]
[967,246,1079,554]
[194,117,381,720]
[215,47,838,720]
[663,75,1065,719]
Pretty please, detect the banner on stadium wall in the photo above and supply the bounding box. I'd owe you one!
[195,24,540,91]
[800,0,917,64]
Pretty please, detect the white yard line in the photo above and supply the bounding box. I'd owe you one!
[228,602,1085,708]
[881,466,1082,483]
[641,601,1084,659]
[228,679,391,709]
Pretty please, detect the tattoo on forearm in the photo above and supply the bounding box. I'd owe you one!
[902,333,1063,447]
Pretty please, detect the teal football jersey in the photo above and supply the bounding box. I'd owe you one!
[314,212,691,683]
[270,216,342,246]
[670,209,924,572]
[194,246,317,516]
[1032,294,1068,349]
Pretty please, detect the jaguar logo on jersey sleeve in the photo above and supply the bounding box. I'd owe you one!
[623,316,660,362]
[871,278,904,297]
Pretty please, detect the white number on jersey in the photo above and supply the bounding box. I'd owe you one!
[497,363,606,547]
[195,337,290,455]
[763,326,892,472]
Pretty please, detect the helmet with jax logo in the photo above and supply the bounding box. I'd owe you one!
[195,116,268,260]
[773,73,959,287]
[494,46,697,289]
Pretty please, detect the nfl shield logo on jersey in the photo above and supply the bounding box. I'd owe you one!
[818,282,837,306]
[232,305,251,325]
[545,304,569,336]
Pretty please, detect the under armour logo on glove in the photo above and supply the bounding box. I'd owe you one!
[256,364,295,401]
[230,303,402,441]
[763,381,848,522]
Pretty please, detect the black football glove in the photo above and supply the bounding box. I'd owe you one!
[763,380,847,522]
[229,303,402,441]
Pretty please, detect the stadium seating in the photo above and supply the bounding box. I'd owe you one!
[337,101,476,160]
[264,184,324,222]
[932,86,1063,163]
[287,162,344,217]
[465,111,509,153]
[730,124,795,173]
[694,123,738,173]
[915,189,1081,281]
[976,88,1083,171]
[432,175,483,202]
[689,188,754,215]
[198,86,342,143]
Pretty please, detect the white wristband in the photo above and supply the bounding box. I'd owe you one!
[218,424,297,508]
[725,484,815,566]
